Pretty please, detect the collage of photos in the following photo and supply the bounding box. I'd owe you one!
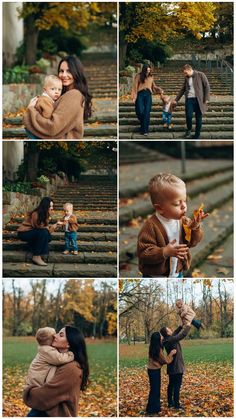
[1,1,234,419]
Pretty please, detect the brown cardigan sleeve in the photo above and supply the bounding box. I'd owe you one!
[27,90,84,138]
[35,96,54,119]
[68,215,79,228]
[137,222,166,264]
[23,362,82,411]
[30,212,48,229]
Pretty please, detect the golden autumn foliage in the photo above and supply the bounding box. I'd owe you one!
[121,2,217,44]
[18,2,116,31]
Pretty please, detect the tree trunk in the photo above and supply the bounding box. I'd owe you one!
[119,32,128,69]
[24,15,39,65]
[26,144,40,181]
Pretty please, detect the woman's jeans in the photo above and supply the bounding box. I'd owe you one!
[18,229,51,256]
[146,368,161,413]
[135,89,152,134]
[27,409,48,417]
[25,128,40,140]
[185,98,202,137]
[65,231,78,251]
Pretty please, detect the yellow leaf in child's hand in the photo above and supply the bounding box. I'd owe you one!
[193,203,204,218]
[183,223,191,242]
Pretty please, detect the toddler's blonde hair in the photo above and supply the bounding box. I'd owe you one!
[148,173,186,206]
[36,327,56,345]
[44,75,62,88]
[63,202,73,211]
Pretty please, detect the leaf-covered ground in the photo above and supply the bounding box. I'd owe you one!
[119,340,233,417]
[3,338,117,417]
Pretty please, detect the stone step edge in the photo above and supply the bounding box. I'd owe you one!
[3,263,117,278]
[120,165,233,198]
[3,250,116,264]
[120,174,233,224]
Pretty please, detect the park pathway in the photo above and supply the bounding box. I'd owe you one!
[3,57,117,139]
[119,60,233,139]
[119,144,233,278]
[3,175,117,277]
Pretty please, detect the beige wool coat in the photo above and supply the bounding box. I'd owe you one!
[177,304,196,326]
[25,346,74,387]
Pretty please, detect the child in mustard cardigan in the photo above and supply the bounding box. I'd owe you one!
[57,203,79,255]
[25,75,62,139]
[137,173,208,278]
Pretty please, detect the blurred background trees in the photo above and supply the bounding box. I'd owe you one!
[3,278,117,338]
[119,279,233,343]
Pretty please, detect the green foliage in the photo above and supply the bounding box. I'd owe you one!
[3,182,35,195]
[3,66,30,84]
[127,40,172,66]
[38,27,88,56]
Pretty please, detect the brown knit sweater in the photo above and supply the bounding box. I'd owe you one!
[17,211,57,234]
[35,96,55,119]
[23,362,83,417]
[23,89,84,139]
[148,349,175,370]
[131,74,162,101]
[60,214,79,232]
[137,214,203,277]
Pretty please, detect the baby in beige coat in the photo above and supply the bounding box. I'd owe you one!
[24,327,74,387]
[176,299,204,330]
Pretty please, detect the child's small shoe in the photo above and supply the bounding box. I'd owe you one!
[168,124,174,129]
[62,250,70,255]
[163,123,168,128]
[72,251,78,255]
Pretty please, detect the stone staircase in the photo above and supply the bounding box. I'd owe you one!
[3,176,117,278]
[83,58,117,99]
[119,158,233,278]
[119,60,233,140]
[153,62,232,95]
[119,141,170,165]
[51,175,117,211]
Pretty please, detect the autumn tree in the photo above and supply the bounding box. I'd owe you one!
[120,2,217,67]
[18,141,116,182]
[18,2,116,65]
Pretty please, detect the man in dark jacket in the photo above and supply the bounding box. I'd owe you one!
[160,325,191,410]
[173,64,210,139]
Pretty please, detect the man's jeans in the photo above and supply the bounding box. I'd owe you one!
[65,231,78,251]
[185,97,202,137]
[135,89,152,134]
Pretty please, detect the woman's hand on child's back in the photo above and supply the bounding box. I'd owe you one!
[163,239,188,260]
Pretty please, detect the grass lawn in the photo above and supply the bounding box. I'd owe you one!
[120,338,233,368]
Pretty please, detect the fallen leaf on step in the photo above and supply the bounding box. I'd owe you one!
[207,254,223,260]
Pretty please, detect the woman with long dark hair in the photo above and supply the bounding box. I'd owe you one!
[146,331,176,415]
[17,197,58,266]
[131,63,163,136]
[24,326,89,417]
[23,56,92,139]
